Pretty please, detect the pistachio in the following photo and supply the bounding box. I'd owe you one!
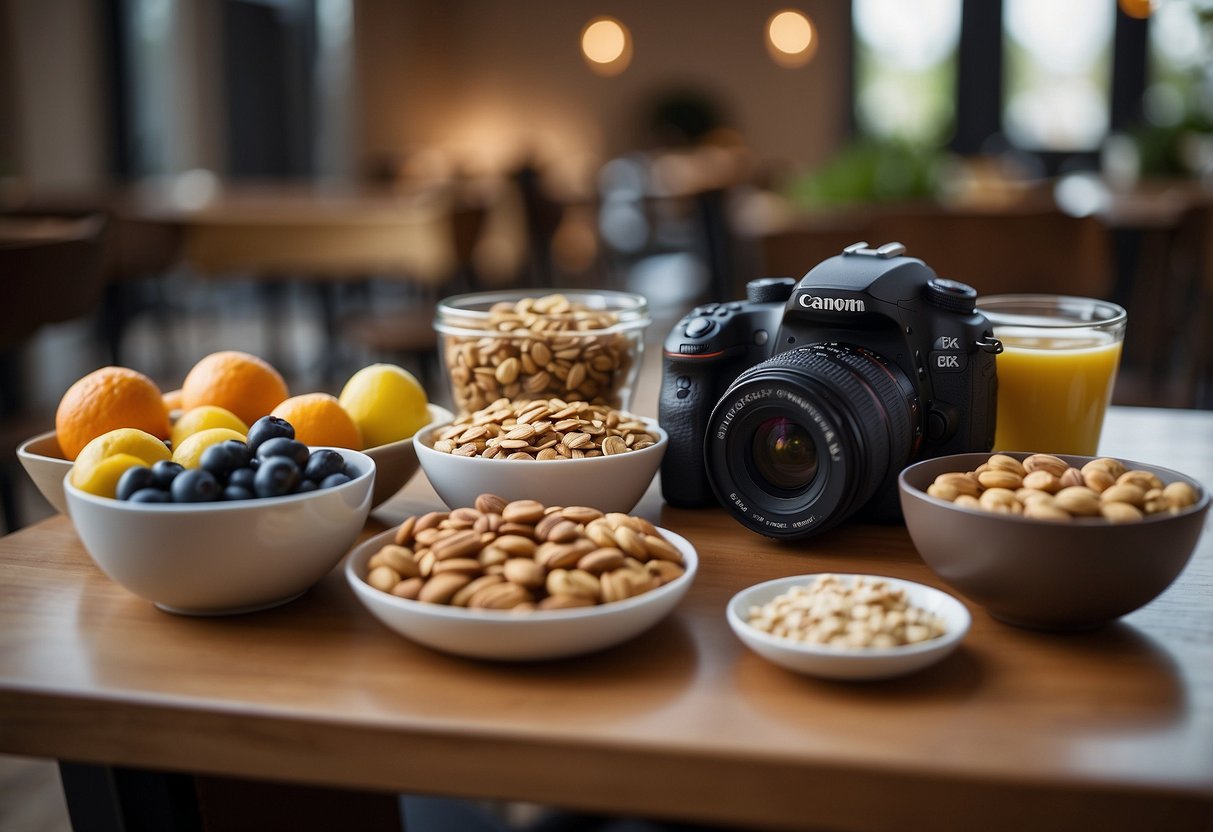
[1022,454,1068,478]
[922,454,1198,524]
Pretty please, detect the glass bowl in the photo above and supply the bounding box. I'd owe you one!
[433,289,651,415]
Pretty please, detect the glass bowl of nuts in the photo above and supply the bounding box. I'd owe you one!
[899,452,1210,630]
[726,573,971,681]
[414,398,666,514]
[344,496,697,660]
[433,290,651,415]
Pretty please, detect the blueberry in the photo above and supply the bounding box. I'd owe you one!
[246,415,295,454]
[254,456,301,498]
[227,467,257,492]
[222,485,255,501]
[129,487,171,503]
[303,449,345,482]
[319,472,351,489]
[116,466,156,501]
[295,479,318,493]
[170,469,221,503]
[200,440,251,481]
[256,436,309,468]
[150,460,185,490]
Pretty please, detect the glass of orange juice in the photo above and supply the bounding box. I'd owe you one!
[977,294,1127,456]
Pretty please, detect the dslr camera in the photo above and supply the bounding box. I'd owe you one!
[659,242,1001,539]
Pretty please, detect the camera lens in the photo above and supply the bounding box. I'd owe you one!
[751,417,818,491]
[704,344,920,539]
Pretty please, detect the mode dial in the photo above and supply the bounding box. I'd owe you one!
[745,277,796,304]
[925,278,977,314]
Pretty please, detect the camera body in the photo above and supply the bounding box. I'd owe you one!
[659,242,1000,539]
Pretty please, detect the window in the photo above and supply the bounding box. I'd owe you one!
[853,0,963,144]
[1002,0,1116,151]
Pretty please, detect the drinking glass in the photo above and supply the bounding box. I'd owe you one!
[977,294,1127,456]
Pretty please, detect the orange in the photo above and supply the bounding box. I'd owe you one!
[180,351,288,426]
[162,388,184,412]
[271,393,362,449]
[55,367,171,461]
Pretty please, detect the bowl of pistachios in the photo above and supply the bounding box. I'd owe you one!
[898,452,1209,630]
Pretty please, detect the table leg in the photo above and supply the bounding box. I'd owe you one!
[58,762,405,832]
[59,762,201,832]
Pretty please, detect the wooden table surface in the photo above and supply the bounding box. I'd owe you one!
[1,406,1211,832]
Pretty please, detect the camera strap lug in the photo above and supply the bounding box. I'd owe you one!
[976,336,1004,354]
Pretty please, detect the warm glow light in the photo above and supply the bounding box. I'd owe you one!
[1118,0,1153,19]
[581,17,632,75]
[766,10,816,67]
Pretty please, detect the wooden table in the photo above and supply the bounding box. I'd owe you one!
[1,406,1211,831]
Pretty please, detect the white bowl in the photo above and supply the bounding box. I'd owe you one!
[17,430,72,514]
[415,419,667,514]
[362,403,453,508]
[727,574,971,681]
[345,525,697,661]
[64,448,375,615]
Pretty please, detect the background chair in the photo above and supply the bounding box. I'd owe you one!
[865,205,1113,298]
[0,214,108,532]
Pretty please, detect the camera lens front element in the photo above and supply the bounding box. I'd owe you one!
[704,344,920,539]
[752,417,818,491]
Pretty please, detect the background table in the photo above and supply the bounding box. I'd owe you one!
[1,406,1211,832]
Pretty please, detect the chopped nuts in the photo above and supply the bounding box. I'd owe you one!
[745,574,947,648]
[361,495,686,611]
[429,397,658,461]
[925,454,1201,522]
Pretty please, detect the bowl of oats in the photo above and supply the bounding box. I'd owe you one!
[415,398,667,514]
[726,573,971,681]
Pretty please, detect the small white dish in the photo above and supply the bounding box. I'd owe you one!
[64,448,375,615]
[415,418,667,515]
[345,524,697,661]
[727,573,970,681]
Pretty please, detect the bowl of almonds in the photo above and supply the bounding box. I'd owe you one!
[434,290,650,415]
[415,397,667,514]
[344,495,697,660]
[899,452,1209,630]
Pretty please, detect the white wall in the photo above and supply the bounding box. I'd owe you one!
[4,0,107,190]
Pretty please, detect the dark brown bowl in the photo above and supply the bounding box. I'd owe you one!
[898,453,1209,631]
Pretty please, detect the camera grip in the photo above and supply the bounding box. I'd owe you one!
[659,363,719,507]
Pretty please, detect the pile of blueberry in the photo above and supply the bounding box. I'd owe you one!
[117,416,359,504]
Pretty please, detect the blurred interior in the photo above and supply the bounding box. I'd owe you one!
[3,3,1213,830]
[3,0,1213,540]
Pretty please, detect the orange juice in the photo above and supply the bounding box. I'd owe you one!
[993,329,1123,455]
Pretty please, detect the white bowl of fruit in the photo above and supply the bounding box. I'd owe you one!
[63,415,375,615]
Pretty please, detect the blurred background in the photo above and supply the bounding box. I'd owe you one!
[2,0,1213,537]
[2,2,1213,829]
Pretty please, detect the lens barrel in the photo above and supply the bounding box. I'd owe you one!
[704,343,920,538]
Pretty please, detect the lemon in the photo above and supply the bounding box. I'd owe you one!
[73,453,150,498]
[71,428,171,487]
[171,405,249,449]
[171,427,247,469]
[338,363,429,448]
